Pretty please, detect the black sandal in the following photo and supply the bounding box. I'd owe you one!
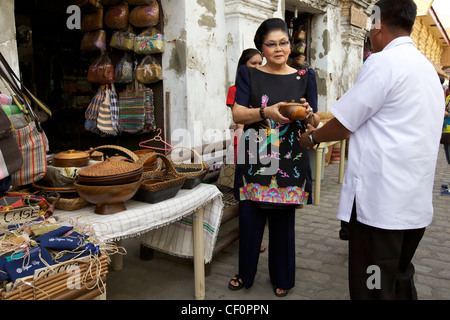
[272,285,288,297]
[228,274,244,291]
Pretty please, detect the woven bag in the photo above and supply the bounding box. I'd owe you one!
[129,3,160,28]
[104,3,129,30]
[118,90,146,133]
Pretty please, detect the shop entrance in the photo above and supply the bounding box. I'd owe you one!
[14,0,165,154]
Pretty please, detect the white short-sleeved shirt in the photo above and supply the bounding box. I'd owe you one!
[330,37,445,230]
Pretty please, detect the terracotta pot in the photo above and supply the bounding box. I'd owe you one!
[53,149,90,168]
[279,101,307,121]
[74,179,142,215]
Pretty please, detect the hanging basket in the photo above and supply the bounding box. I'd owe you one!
[133,153,186,203]
[166,146,208,189]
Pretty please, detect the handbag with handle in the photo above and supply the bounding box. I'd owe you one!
[0,53,50,187]
[0,107,23,180]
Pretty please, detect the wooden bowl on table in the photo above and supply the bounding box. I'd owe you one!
[74,179,142,215]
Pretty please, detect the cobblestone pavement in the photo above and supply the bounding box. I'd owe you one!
[107,147,450,300]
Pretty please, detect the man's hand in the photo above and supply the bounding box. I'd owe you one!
[299,124,317,149]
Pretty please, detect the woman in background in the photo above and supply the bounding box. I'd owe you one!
[226,48,267,253]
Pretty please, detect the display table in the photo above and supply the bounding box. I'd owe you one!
[54,183,224,300]
[312,139,346,205]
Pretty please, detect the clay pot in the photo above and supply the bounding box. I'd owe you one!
[279,100,307,121]
[52,149,90,168]
[74,179,142,215]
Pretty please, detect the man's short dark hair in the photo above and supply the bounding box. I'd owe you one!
[375,0,417,34]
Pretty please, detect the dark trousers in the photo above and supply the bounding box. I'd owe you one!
[444,144,450,165]
[238,201,296,290]
[348,201,425,299]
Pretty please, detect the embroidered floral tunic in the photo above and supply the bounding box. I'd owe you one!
[234,65,312,207]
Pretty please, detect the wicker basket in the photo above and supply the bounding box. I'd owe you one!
[318,111,335,125]
[0,255,109,300]
[133,154,186,203]
[86,145,139,163]
[166,146,208,189]
[50,196,90,211]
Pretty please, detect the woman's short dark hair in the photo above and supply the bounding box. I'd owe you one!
[374,0,417,34]
[254,18,291,52]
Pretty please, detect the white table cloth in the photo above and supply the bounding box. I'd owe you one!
[54,183,224,263]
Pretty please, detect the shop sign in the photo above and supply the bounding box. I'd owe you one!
[350,5,368,30]
[0,206,40,228]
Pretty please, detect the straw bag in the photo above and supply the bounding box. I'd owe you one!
[129,2,160,28]
[104,3,129,30]
[81,8,104,32]
[133,153,186,203]
[80,30,107,52]
[134,27,164,55]
[110,25,136,51]
[166,146,208,189]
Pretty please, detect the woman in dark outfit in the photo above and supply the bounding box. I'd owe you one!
[228,18,320,297]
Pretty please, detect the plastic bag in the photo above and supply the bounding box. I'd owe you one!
[134,27,164,55]
[115,52,134,83]
[87,52,115,84]
[110,25,135,51]
[136,55,162,84]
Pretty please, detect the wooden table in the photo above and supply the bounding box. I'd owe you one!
[54,184,224,300]
[312,139,346,205]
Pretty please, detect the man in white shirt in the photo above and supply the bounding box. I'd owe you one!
[300,0,445,299]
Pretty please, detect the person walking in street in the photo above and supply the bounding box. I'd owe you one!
[228,17,319,297]
[299,0,444,299]
[440,88,450,195]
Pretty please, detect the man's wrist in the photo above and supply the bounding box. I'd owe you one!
[307,129,320,147]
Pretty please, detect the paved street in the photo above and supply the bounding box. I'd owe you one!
[106,146,450,300]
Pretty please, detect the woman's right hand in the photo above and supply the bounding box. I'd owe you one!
[265,102,291,124]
